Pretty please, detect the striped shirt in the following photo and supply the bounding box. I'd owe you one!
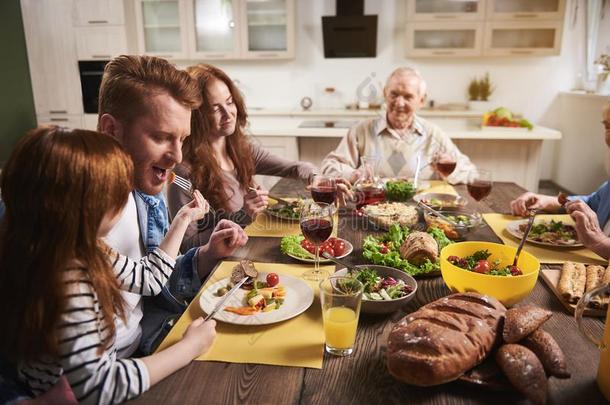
[18,248,175,404]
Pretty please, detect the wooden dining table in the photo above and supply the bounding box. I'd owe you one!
[131,180,608,404]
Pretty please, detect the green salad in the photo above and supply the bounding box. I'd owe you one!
[346,267,414,301]
[385,180,416,202]
[362,224,453,276]
[267,201,300,220]
[280,235,313,259]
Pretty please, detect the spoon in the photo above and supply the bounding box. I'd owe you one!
[321,251,358,273]
[417,201,459,227]
[512,210,537,267]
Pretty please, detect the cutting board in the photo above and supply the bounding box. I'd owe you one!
[540,267,607,317]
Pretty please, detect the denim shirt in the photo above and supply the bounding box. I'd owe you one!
[569,179,610,228]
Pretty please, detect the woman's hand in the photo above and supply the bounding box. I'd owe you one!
[510,192,560,216]
[243,186,269,219]
[182,317,217,359]
[175,190,210,223]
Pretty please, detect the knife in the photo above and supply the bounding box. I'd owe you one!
[204,277,249,321]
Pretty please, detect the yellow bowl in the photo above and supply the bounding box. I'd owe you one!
[440,241,540,307]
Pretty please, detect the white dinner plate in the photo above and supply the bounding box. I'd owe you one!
[284,238,353,263]
[199,273,314,325]
[505,219,583,248]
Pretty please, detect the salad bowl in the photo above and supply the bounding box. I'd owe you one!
[334,265,417,314]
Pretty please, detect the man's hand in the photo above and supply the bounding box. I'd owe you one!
[201,219,248,260]
[566,200,610,258]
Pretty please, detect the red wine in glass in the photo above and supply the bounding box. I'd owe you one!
[436,160,457,178]
[355,186,385,209]
[467,180,492,201]
[311,186,337,205]
[300,218,333,245]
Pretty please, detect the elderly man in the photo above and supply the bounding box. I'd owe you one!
[321,67,476,184]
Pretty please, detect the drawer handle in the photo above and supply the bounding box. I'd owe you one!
[432,51,455,55]
[88,20,109,24]
[434,15,457,19]
[510,50,534,54]
[50,118,69,122]
[91,55,112,59]
[514,14,537,18]
[257,53,279,57]
[205,54,228,58]
[49,110,67,114]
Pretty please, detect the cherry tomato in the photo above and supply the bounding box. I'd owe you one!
[266,273,280,287]
[473,260,490,274]
[509,265,523,276]
[328,237,338,245]
[300,239,316,254]
[333,240,346,256]
[379,243,389,254]
[319,245,335,257]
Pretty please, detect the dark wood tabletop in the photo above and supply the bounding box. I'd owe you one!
[131,180,608,405]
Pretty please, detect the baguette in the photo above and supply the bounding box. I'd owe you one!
[387,293,506,386]
[586,265,606,308]
[503,305,552,343]
[557,262,586,304]
[496,344,548,405]
[522,329,570,379]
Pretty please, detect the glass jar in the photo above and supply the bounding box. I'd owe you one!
[353,155,385,208]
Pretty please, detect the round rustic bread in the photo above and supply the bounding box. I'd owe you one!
[387,292,506,386]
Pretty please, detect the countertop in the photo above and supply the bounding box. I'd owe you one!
[247,107,483,118]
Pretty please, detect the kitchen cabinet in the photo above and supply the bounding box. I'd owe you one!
[405,23,483,57]
[75,26,128,60]
[134,0,190,59]
[406,0,485,22]
[21,0,83,116]
[250,135,299,190]
[135,0,295,60]
[73,0,125,25]
[483,21,563,56]
[486,0,566,21]
[37,115,83,129]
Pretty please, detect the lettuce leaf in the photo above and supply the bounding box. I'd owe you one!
[280,235,314,259]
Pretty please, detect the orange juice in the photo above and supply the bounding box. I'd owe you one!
[323,306,358,349]
[598,305,610,400]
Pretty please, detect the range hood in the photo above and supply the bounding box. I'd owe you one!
[322,0,378,58]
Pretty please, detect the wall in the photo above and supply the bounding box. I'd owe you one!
[0,0,36,165]
[181,0,609,188]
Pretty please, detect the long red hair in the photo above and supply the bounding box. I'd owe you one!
[183,64,255,211]
[0,126,132,362]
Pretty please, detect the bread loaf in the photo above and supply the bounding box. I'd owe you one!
[399,231,438,265]
[387,293,506,386]
[522,329,570,379]
[496,344,548,405]
[557,262,586,303]
[503,305,552,343]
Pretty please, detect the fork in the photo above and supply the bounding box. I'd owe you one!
[171,173,216,215]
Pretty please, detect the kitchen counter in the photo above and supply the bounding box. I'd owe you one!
[247,107,482,118]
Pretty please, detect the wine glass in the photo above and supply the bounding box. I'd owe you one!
[300,202,334,281]
[432,152,457,184]
[467,169,493,201]
[310,174,337,206]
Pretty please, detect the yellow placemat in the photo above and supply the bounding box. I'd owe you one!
[245,209,338,238]
[482,213,607,264]
[418,180,457,195]
[157,261,331,369]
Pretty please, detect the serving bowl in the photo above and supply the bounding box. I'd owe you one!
[423,209,483,240]
[440,241,539,307]
[334,264,417,314]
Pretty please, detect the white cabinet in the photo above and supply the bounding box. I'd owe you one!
[37,114,83,129]
[134,0,190,59]
[251,135,298,190]
[486,0,566,21]
[73,0,125,25]
[21,0,83,116]
[406,0,485,21]
[76,26,128,60]
[405,22,483,57]
[484,21,563,56]
[135,0,295,60]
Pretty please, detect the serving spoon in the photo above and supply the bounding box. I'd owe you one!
[512,210,537,267]
[321,251,358,273]
[417,201,459,227]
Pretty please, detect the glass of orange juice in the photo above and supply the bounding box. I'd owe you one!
[575,284,610,400]
[319,276,363,356]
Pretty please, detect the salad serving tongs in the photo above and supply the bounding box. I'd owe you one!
[512,209,537,268]
[321,251,358,273]
[417,201,459,227]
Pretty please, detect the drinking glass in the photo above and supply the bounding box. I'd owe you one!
[353,155,385,209]
[319,276,364,356]
[310,174,337,206]
[300,202,334,281]
[432,153,457,184]
[467,169,493,201]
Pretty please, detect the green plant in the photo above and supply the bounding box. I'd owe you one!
[479,73,495,101]
[595,54,610,81]
[467,78,480,101]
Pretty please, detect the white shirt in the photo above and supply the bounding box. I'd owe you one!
[104,193,145,357]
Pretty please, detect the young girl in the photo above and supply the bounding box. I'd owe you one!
[0,127,216,404]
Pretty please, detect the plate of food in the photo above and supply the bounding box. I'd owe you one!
[361,223,453,277]
[382,178,430,201]
[265,199,302,221]
[361,202,419,230]
[413,193,467,210]
[506,218,582,247]
[280,235,352,263]
[199,261,314,325]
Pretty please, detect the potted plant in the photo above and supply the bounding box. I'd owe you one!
[468,73,495,111]
[595,54,610,95]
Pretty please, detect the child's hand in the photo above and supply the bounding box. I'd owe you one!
[176,190,210,223]
[182,317,217,358]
